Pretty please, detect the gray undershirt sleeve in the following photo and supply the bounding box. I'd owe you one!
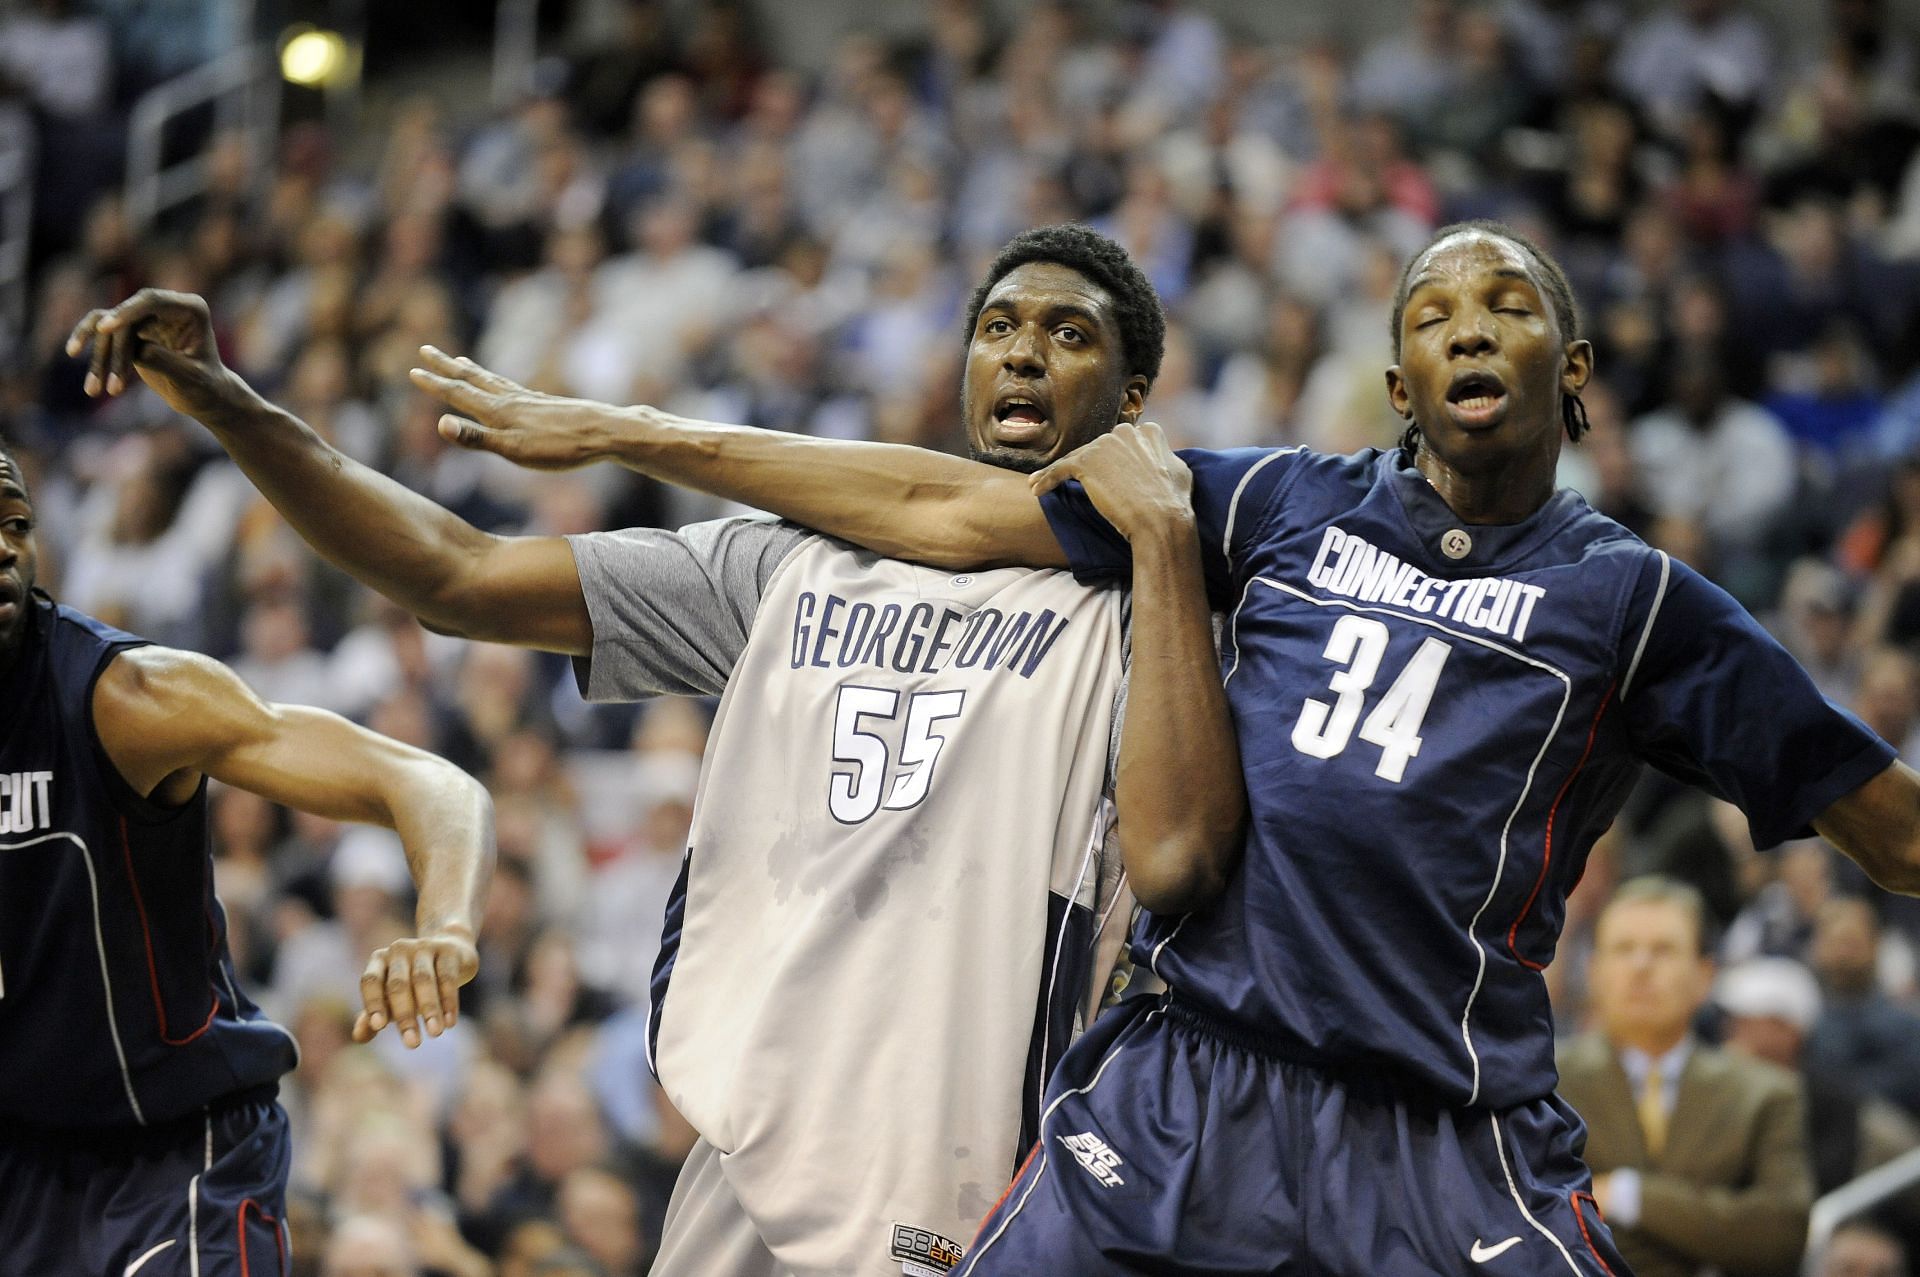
[565,516,812,700]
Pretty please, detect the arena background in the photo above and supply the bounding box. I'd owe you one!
[8,0,1920,1272]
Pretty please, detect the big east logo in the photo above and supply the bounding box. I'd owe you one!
[890,1222,965,1275]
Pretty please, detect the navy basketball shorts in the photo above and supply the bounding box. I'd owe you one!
[958,997,1628,1276]
[0,1091,291,1277]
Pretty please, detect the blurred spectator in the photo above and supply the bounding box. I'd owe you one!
[1613,0,1773,142]
[0,0,110,120]
[1805,897,1920,1116]
[1352,0,1464,125]
[1771,559,1862,701]
[1557,877,1812,1277]
[323,1213,418,1277]
[1818,1219,1911,1277]
[1631,349,1796,566]
[1725,841,1837,969]
[1718,957,1920,1225]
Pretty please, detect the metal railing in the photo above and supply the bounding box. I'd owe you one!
[0,107,33,358]
[126,43,280,232]
[1802,1145,1920,1273]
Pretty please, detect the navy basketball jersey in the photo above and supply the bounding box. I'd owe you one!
[1042,447,1894,1110]
[0,595,296,1129]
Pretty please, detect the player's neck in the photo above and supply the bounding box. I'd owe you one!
[1413,440,1558,526]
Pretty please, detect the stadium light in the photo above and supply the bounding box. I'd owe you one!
[279,25,352,88]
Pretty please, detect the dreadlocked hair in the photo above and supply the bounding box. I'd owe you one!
[1389,220,1591,454]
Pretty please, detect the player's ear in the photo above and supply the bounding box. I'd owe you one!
[1561,340,1594,398]
[1119,374,1148,424]
[1385,365,1413,419]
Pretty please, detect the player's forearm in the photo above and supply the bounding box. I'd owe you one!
[1817,762,1920,895]
[1115,519,1245,914]
[380,756,495,940]
[605,406,1065,570]
[194,381,499,633]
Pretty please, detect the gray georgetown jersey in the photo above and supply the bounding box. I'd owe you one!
[567,517,1131,1277]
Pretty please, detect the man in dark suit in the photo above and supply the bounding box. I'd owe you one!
[1558,876,1813,1277]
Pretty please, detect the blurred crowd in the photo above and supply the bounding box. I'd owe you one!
[11,0,1920,1271]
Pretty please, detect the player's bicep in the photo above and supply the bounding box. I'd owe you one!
[440,533,592,654]
[97,649,409,823]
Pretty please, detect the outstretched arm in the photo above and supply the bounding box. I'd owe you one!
[1032,424,1245,912]
[68,292,591,652]
[93,646,495,1047]
[409,349,1067,571]
[1816,761,1920,894]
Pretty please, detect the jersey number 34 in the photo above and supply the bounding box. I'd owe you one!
[1291,614,1451,783]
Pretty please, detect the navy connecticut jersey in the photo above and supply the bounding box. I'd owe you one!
[0,595,296,1130]
[1042,447,1895,1111]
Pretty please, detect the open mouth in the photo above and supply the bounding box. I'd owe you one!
[992,391,1051,444]
[1446,369,1509,427]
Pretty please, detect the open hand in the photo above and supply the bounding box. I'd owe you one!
[65,289,243,419]
[1029,421,1195,544]
[409,346,627,471]
[353,927,480,1048]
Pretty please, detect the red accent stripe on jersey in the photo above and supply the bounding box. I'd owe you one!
[1572,1191,1617,1276]
[1507,683,1615,972]
[237,1199,287,1277]
[118,816,219,1045]
[972,1141,1043,1248]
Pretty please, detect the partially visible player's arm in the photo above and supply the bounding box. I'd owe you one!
[67,291,591,653]
[92,646,495,1047]
[1816,761,1920,894]
[409,347,1066,571]
[1034,424,1245,913]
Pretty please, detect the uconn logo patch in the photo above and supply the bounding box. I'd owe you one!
[1057,1130,1126,1187]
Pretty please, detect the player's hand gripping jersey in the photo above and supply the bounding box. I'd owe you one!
[1042,446,1892,1109]
[0,598,296,1128]
[568,518,1130,1277]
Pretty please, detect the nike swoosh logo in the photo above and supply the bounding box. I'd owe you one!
[125,1241,177,1277]
[1470,1237,1522,1263]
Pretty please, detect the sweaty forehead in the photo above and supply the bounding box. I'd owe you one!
[0,457,23,501]
[1407,232,1540,295]
[983,261,1116,320]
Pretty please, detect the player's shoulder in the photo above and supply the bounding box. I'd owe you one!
[48,599,149,651]
[91,644,232,720]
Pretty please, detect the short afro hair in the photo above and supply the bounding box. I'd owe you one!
[1390,220,1590,449]
[961,224,1166,388]
[0,432,22,494]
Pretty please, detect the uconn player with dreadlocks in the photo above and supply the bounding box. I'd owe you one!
[398,220,1920,1273]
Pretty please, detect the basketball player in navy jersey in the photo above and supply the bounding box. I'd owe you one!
[344,220,1920,1272]
[0,438,492,1276]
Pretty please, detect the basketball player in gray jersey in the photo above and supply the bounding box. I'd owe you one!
[71,226,1245,1277]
